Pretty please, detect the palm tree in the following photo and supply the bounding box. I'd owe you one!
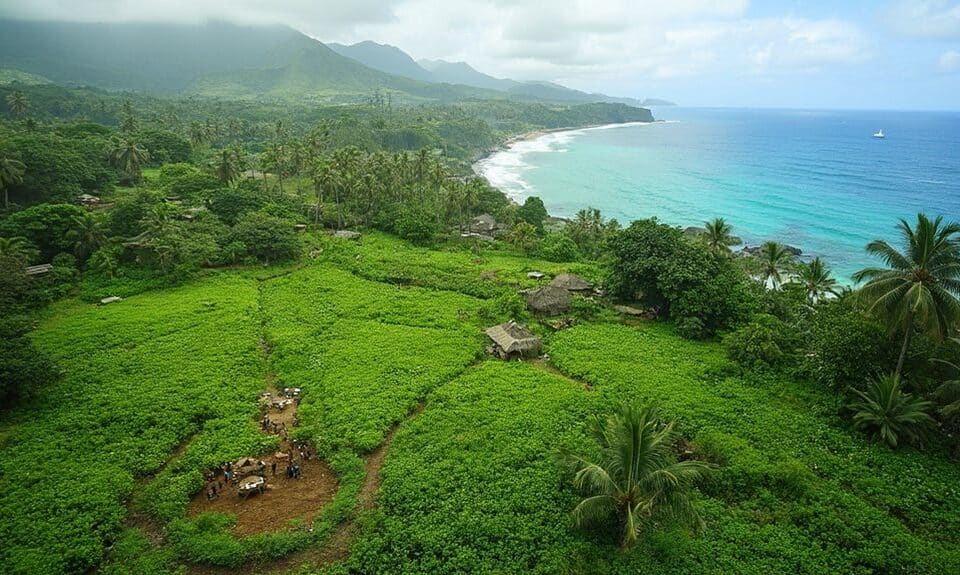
[109,138,150,183]
[66,212,105,261]
[853,213,960,376]
[701,217,737,255]
[507,221,537,254]
[567,404,711,550]
[849,373,935,448]
[0,153,25,208]
[0,236,38,262]
[932,338,960,431]
[212,148,240,186]
[6,90,29,119]
[758,241,794,289]
[792,257,839,304]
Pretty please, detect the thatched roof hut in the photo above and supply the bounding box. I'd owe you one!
[525,285,571,316]
[550,273,592,293]
[470,214,497,234]
[485,321,541,359]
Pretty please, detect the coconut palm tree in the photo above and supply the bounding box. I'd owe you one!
[212,148,240,186]
[507,221,538,254]
[849,373,935,448]
[853,213,960,376]
[568,403,711,550]
[6,90,29,119]
[0,153,25,208]
[66,212,105,262]
[701,217,737,255]
[931,338,960,431]
[792,257,839,304]
[758,241,794,289]
[109,137,150,183]
[0,236,38,262]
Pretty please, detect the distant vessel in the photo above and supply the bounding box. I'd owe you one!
[873,129,885,139]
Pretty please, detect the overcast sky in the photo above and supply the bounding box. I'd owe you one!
[2,0,959,109]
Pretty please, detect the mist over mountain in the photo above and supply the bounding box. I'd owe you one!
[0,19,654,105]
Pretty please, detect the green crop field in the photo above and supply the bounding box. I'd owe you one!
[2,233,959,574]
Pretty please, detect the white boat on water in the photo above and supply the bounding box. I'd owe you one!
[873,129,885,139]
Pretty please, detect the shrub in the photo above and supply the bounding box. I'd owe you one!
[723,314,798,369]
[849,374,935,448]
[228,212,299,264]
[538,233,580,262]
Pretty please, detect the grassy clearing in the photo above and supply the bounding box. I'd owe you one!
[345,361,593,574]
[5,232,960,574]
[1,276,265,574]
[262,263,488,452]
[548,323,960,573]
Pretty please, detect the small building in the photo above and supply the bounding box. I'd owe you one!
[98,296,122,306]
[613,304,645,317]
[527,271,546,280]
[294,224,308,232]
[333,230,362,240]
[24,263,54,276]
[550,273,593,293]
[485,320,541,360]
[525,285,571,316]
[469,214,497,234]
[76,193,101,206]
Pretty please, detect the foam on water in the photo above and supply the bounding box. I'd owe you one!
[474,109,960,284]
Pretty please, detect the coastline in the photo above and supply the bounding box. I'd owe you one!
[469,118,830,278]
[472,120,659,171]
[471,120,662,211]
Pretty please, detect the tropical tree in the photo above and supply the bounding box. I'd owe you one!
[6,90,29,119]
[212,148,240,186]
[932,338,960,431]
[701,217,737,255]
[792,257,839,304]
[0,236,38,262]
[853,213,960,376]
[66,212,105,262]
[758,241,794,289]
[109,137,150,183]
[849,373,935,448]
[568,404,711,550]
[507,221,538,254]
[0,153,25,208]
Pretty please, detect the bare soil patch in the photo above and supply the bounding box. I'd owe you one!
[187,456,338,537]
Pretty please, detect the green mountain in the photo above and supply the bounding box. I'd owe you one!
[0,20,303,92]
[0,20,507,102]
[329,41,435,83]
[0,19,661,106]
[419,59,517,91]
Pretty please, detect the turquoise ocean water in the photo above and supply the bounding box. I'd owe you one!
[475,108,960,283]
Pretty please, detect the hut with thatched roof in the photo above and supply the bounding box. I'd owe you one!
[524,285,571,316]
[550,273,592,293]
[485,320,541,360]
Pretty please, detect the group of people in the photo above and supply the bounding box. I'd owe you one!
[196,385,314,503]
[260,414,288,436]
[286,461,302,479]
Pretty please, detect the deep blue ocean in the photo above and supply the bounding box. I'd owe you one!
[475,108,960,283]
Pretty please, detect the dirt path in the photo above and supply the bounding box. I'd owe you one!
[201,403,426,575]
[532,358,593,390]
[186,327,338,536]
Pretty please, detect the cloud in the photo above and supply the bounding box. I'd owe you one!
[886,1,960,39]
[940,49,960,72]
[0,0,873,100]
[0,0,396,34]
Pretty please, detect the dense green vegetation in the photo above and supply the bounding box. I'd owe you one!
[2,71,960,575]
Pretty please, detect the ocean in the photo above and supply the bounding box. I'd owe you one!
[475,108,960,283]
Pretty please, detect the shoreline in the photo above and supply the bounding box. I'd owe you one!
[470,120,832,280]
[471,120,660,172]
